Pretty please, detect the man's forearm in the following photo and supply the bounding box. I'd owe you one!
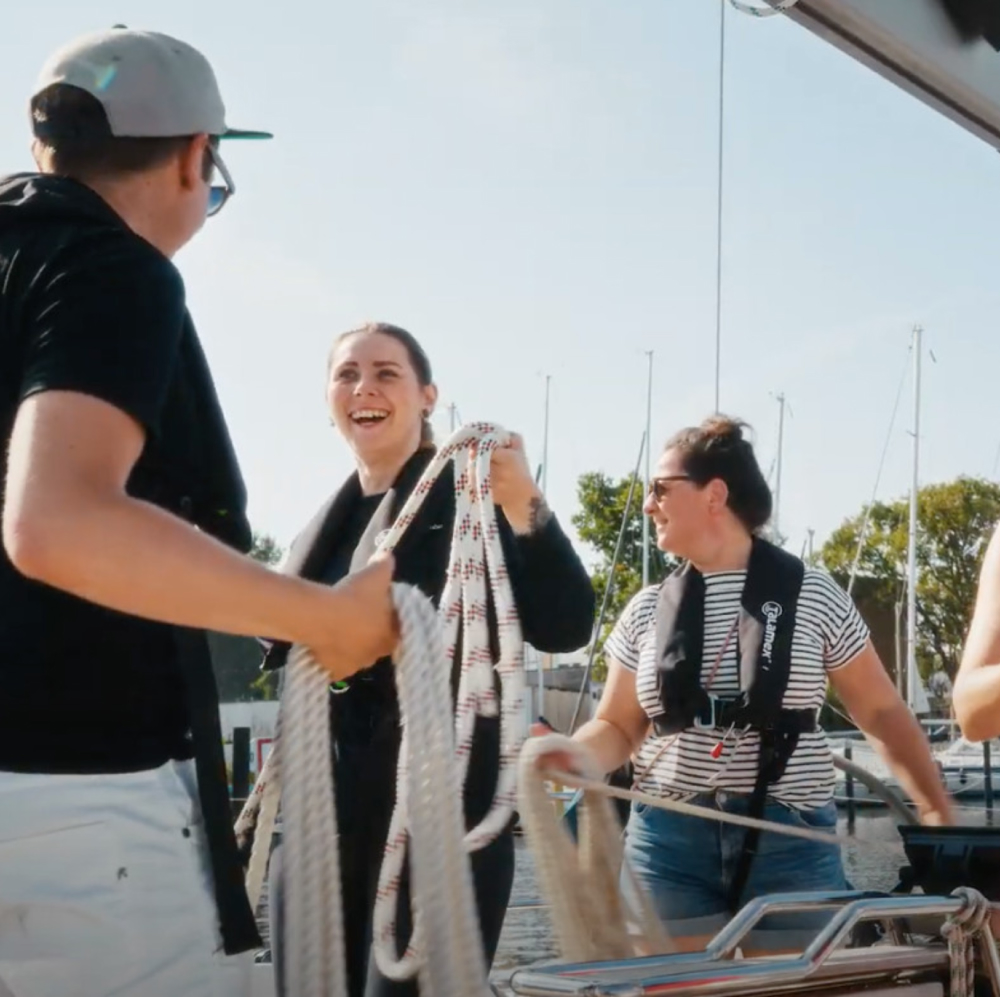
[6,492,337,647]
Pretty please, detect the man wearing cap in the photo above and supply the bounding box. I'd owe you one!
[0,27,396,997]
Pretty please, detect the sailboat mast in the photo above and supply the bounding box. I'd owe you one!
[538,374,552,716]
[713,0,726,414]
[774,392,786,543]
[541,375,551,497]
[642,351,653,587]
[906,325,922,711]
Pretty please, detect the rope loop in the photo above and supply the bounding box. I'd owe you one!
[517,733,669,961]
[236,423,525,996]
[943,887,992,997]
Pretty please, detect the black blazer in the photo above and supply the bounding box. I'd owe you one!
[263,447,596,675]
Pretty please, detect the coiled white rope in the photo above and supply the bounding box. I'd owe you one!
[518,732,854,961]
[236,422,525,996]
[278,641,346,997]
[370,424,526,981]
[518,735,669,962]
[390,583,491,996]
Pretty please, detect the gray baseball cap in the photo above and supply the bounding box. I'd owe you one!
[32,27,272,140]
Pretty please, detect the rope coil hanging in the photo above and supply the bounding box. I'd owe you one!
[235,423,526,997]
[516,731,858,963]
[518,734,669,962]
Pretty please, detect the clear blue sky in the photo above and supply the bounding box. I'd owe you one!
[4,1,999,565]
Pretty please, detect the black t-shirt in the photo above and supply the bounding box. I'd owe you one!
[318,492,399,742]
[318,492,386,587]
[0,174,235,774]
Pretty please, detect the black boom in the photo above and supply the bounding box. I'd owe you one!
[939,0,1000,49]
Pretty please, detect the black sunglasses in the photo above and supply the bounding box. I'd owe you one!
[648,475,691,500]
[205,144,235,218]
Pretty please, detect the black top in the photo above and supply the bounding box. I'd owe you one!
[317,492,386,587]
[0,174,251,775]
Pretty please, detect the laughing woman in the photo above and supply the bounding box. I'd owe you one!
[541,415,951,953]
[265,322,595,997]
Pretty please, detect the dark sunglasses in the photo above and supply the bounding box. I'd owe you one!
[205,144,235,218]
[648,475,691,500]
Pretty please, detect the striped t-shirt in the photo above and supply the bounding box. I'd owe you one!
[605,568,869,809]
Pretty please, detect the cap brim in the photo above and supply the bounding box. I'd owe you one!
[221,127,273,140]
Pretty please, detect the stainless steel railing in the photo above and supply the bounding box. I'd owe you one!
[509,891,1000,997]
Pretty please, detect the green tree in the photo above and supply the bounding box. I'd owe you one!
[210,530,286,701]
[820,477,1000,683]
[572,471,678,680]
[251,531,284,566]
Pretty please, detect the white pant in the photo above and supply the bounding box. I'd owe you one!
[0,760,257,997]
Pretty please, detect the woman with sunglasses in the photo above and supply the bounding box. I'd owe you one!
[263,322,595,997]
[536,415,951,954]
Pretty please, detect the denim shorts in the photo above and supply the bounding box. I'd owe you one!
[622,790,848,949]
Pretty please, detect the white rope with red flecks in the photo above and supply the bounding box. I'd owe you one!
[235,422,525,997]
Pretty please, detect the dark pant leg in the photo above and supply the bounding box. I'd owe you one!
[364,827,516,997]
[472,826,517,964]
[267,842,287,997]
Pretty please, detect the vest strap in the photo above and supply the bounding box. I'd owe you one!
[727,717,814,908]
[652,699,816,738]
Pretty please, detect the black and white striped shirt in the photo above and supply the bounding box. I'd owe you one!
[605,568,869,809]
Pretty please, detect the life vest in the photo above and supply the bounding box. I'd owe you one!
[652,536,819,905]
